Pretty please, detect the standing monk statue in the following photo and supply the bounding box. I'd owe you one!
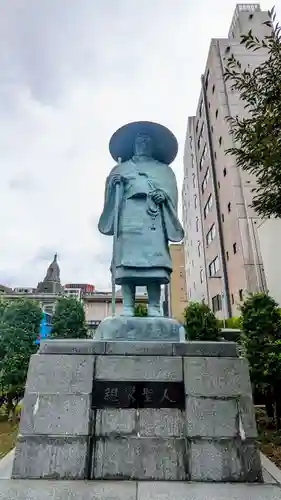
[98,121,184,317]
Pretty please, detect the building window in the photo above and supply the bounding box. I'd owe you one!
[226,251,229,261]
[228,202,231,213]
[223,167,227,176]
[219,136,222,146]
[199,100,203,118]
[225,46,230,54]
[212,84,215,94]
[192,260,194,267]
[231,293,234,304]
[215,109,218,119]
[197,123,205,149]
[239,289,243,301]
[212,294,222,313]
[193,281,196,290]
[198,241,201,257]
[222,213,225,222]
[199,144,207,170]
[218,181,220,189]
[196,217,199,232]
[211,125,213,133]
[233,242,237,254]
[214,151,217,159]
[195,121,199,134]
[194,194,198,208]
[192,173,196,188]
[205,70,210,89]
[204,194,213,218]
[209,256,220,277]
[200,269,204,283]
[202,167,210,193]
[206,224,216,246]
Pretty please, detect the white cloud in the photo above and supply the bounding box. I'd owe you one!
[0,0,278,289]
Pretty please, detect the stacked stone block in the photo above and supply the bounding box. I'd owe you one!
[12,339,262,482]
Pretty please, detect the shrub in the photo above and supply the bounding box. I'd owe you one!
[183,302,220,341]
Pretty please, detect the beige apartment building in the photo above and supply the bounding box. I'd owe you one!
[167,243,188,322]
[182,4,271,318]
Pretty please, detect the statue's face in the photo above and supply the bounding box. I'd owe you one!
[134,134,153,157]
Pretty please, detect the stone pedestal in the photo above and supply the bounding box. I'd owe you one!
[12,338,262,483]
[93,316,186,342]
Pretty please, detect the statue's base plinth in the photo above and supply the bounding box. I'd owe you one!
[93,316,186,342]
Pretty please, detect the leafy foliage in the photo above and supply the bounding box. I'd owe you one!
[240,292,281,427]
[0,299,42,420]
[183,302,220,341]
[223,8,281,218]
[51,297,87,339]
[134,303,148,317]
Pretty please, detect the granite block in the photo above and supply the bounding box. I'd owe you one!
[184,357,252,397]
[12,436,89,479]
[94,316,184,342]
[93,437,187,480]
[105,341,174,356]
[95,355,182,381]
[95,409,137,436]
[185,397,238,438]
[238,395,258,439]
[20,394,90,436]
[139,409,184,437]
[26,354,95,394]
[173,341,238,358]
[189,439,241,481]
[189,439,262,482]
[39,339,105,355]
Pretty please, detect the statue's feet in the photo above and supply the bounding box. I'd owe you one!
[148,306,162,317]
[122,306,135,317]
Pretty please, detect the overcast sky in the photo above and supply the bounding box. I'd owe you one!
[0,0,278,290]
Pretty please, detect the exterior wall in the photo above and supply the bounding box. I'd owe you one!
[169,243,188,322]
[256,219,281,306]
[182,117,208,304]
[182,4,271,318]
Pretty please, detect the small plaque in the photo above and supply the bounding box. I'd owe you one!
[92,381,185,409]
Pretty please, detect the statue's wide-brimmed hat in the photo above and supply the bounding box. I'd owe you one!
[109,121,178,165]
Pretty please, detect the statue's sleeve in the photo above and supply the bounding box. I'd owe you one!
[161,166,184,242]
[98,168,123,236]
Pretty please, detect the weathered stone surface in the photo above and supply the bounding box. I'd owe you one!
[105,341,174,356]
[238,395,258,439]
[93,437,187,480]
[12,436,89,479]
[39,339,105,355]
[174,341,238,358]
[95,409,137,436]
[185,397,238,438]
[184,357,252,397]
[137,482,281,500]
[95,355,182,381]
[20,394,90,436]
[94,316,184,342]
[139,409,184,437]
[26,354,95,394]
[189,439,262,482]
[189,439,241,482]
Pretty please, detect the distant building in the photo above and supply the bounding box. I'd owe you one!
[83,290,147,333]
[36,253,63,295]
[256,219,281,306]
[0,284,13,294]
[64,283,95,300]
[166,243,188,323]
[13,287,36,294]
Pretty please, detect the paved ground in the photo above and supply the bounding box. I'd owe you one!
[0,480,280,500]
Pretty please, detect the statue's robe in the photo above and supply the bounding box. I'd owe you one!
[98,158,184,285]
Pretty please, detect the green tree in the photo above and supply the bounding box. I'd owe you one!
[134,303,148,317]
[51,297,87,339]
[223,8,281,218]
[183,302,220,341]
[240,292,281,427]
[0,299,42,421]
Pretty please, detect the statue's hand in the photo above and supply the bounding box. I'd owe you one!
[151,189,166,205]
[111,174,123,186]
